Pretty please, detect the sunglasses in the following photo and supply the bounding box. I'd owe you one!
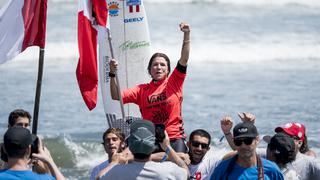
[234,137,255,146]
[191,141,209,149]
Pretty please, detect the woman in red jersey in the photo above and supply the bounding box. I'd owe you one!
[109,22,190,153]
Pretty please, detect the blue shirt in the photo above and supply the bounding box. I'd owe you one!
[210,156,284,180]
[0,169,55,180]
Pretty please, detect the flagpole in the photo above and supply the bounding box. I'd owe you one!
[107,29,126,121]
[32,48,45,135]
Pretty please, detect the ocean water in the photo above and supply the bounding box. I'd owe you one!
[1,0,320,179]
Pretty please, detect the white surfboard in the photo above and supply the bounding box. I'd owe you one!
[98,0,151,135]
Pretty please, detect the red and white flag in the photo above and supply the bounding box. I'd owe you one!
[0,0,47,64]
[77,0,108,110]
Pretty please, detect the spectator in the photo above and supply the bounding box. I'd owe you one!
[0,127,65,180]
[90,128,131,180]
[100,119,189,179]
[188,129,221,180]
[211,122,284,179]
[266,133,298,179]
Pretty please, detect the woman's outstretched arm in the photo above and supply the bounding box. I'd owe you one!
[178,22,190,67]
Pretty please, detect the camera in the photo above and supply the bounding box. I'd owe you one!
[1,145,8,162]
[155,124,165,143]
[31,135,39,155]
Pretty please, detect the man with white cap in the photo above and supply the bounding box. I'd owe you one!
[100,119,189,180]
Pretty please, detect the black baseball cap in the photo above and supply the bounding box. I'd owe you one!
[268,133,295,157]
[233,122,258,139]
[4,126,36,149]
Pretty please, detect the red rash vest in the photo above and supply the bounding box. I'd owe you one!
[122,67,186,139]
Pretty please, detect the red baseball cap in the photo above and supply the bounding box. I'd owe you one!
[275,122,305,141]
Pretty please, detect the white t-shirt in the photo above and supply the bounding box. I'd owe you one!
[188,148,221,180]
[101,161,188,180]
[90,160,109,180]
[282,163,299,180]
[257,148,320,180]
[292,152,320,180]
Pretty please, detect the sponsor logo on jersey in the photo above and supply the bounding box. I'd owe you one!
[148,92,167,104]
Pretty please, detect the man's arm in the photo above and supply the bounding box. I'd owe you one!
[159,131,190,176]
[220,116,237,150]
[32,138,65,180]
[151,152,190,165]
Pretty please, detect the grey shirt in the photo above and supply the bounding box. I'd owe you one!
[101,161,188,180]
[257,148,320,180]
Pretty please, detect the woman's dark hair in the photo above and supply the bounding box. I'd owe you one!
[300,135,310,154]
[147,53,171,76]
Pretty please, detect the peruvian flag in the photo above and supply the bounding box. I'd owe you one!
[77,0,108,110]
[0,0,47,64]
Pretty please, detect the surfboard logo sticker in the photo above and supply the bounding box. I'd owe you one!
[126,0,141,13]
[119,40,150,51]
[103,56,111,83]
[124,17,144,24]
[108,1,120,17]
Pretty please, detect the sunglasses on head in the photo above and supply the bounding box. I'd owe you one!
[191,141,209,149]
[234,137,255,146]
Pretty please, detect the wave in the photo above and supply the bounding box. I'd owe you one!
[44,0,320,7]
[5,39,320,66]
[144,0,320,7]
[41,135,107,170]
[153,40,320,63]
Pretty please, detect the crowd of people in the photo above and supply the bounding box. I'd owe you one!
[1,22,320,179]
[2,109,319,180]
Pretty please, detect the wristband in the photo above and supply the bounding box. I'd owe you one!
[161,147,171,162]
[109,72,116,77]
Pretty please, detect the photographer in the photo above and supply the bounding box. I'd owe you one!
[0,127,65,180]
[1,109,50,173]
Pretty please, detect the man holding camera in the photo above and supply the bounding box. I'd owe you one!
[0,127,65,180]
[1,109,50,173]
[100,119,189,179]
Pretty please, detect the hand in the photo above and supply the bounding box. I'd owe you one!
[179,22,190,33]
[159,130,170,151]
[31,138,54,166]
[220,117,233,134]
[177,153,190,165]
[109,59,118,74]
[237,112,255,123]
[110,152,127,164]
[32,160,50,174]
